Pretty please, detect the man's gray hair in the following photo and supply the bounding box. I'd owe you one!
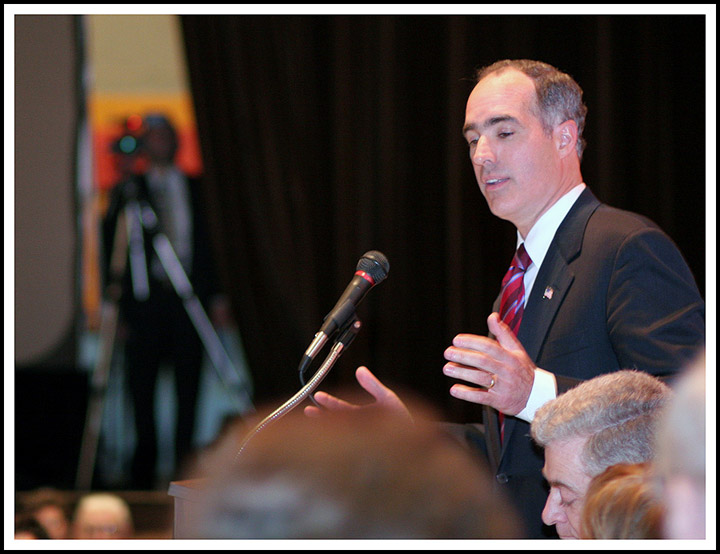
[531,370,672,477]
[475,59,588,160]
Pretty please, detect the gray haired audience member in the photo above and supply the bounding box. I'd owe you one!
[17,487,70,539]
[71,493,134,539]
[530,370,672,539]
[190,398,525,539]
[654,351,706,540]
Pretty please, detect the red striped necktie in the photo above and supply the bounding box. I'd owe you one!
[497,242,532,442]
[499,243,532,335]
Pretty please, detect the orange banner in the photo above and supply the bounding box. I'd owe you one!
[90,91,203,190]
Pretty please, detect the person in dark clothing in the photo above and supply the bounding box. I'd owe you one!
[102,114,225,489]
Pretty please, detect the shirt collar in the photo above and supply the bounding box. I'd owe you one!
[518,183,586,269]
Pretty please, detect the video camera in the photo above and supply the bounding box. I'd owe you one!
[111,114,145,156]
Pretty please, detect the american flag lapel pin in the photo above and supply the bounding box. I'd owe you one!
[543,286,554,300]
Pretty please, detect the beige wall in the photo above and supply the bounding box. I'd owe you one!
[87,14,189,94]
[15,15,77,366]
[14,14,189,366]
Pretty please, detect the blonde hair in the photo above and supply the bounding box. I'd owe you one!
[580,462,664,539]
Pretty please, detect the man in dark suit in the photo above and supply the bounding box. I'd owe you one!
[102,114,224,489]
[306,60,705,538]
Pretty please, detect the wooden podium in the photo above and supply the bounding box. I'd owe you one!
[167,479,207,538]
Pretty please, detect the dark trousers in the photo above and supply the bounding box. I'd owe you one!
[123,286,203,489]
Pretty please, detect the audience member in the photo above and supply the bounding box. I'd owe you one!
[190,396,525,539]
[14,514,50,540]
[529,370,672,539]
[18,487,70,539]
[654,351,706,540]
[580,462,663,539]
[71,493,134,539]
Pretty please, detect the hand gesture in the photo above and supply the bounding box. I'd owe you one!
[442,312,536,415]
[304,366,412,421]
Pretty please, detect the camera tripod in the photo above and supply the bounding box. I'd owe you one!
[75,184,253,490]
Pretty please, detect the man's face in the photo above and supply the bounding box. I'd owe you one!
[462,68,567,237]
[74,510,131,539]
[143,126,177,165]
[541,435,593,539]
[34,505,68,539]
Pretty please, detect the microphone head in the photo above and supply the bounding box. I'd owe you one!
[357,250,390,284]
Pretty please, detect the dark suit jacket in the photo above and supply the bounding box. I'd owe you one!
[101,172,219,320]
[485,187,705,538]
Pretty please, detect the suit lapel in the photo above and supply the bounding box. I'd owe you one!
[517,188,600,356]
[500,189,601,452]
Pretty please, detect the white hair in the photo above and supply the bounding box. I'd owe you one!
[531,370,673,477]
[73,493,133,527]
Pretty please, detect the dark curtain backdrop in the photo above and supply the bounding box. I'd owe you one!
[180,14,706,421]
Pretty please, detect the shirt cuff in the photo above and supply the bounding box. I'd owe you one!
[515,367,558,422]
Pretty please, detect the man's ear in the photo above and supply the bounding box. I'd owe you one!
[555,120,578,157]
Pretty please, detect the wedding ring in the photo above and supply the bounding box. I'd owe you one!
[488,375,496,389]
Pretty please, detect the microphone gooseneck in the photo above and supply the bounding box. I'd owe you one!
[235,251,389,460]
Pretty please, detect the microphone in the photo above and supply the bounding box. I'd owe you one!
[303,250,389,361]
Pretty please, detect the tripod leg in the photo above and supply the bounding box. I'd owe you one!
[75,208,129,490]
[75,298,120,490]
[152,232,254,413]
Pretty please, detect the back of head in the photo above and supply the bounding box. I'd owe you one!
[580,462,663,539]
[20,488,70,539]
[531,370,672,477]
[475,59,587,159]
[654,351,706,539]
[192,399,524,539]
[72,493,134,539]
[15,514,51,540]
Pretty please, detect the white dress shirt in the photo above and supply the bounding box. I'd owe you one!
[513,183,586,422]
[147,165,194,280]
